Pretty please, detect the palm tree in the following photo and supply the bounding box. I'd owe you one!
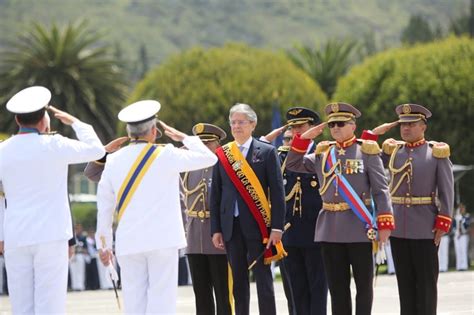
[0,21,127,141]
[287,39,359,98]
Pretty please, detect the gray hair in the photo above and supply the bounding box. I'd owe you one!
[126,118,156,138]
[229,103,258,124]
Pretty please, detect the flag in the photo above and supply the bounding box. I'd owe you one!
[271,104,283,147]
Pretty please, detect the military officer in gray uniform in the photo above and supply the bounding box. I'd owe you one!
[369,103,454,315]
[182,123,232,315]
[285,102,395,315]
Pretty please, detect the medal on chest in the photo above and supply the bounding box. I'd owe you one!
[344,159,364,174]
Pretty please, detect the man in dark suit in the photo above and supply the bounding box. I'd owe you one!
[210,103,286,315]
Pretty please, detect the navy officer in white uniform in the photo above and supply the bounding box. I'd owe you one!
[0,86,105,314]
[96,100,217,314]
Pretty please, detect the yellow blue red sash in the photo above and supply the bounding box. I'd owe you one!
[216,141,286,264]
[116,143,162,222]
[326,146,377,239]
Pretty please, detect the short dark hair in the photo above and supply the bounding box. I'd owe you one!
[16,108,46,125]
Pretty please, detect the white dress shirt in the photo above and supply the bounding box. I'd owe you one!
[96,136,217,256]
[0,121,105,250]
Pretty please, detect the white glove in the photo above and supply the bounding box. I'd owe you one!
[375,243,387,265]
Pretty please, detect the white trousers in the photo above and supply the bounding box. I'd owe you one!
[5,240,68,314]
[454,235,469,270]
[69,253,86,291]
[117,247,179,314]
[0,256,5,294]
[438,235,450,272]
[384,240,396,274]
[96,256,114,289]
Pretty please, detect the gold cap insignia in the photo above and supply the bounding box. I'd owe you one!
[331,102,339,113]
[402,104,411,114]
[194,123,205,134]
[288,109,303,116]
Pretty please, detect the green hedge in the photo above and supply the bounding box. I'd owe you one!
[334,36,474,208]
[129,43,327,136]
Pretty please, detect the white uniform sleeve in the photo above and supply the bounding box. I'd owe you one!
[95,163,115,250]
[0,190,4,242]
[55,120,105,164]
[168,136,218,173]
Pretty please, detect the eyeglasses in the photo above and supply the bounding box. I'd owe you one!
[229,120,251,126]
[328,121,347,128]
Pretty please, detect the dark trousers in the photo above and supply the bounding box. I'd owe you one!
[86,258,100,290]
[226,217,276,315]
[321,242,373,315]
[390,237,438,315]
[286,246,328,315]
[187,254,232,315]
[279,259,296,315]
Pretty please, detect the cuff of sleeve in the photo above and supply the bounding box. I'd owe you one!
[361,130,379,141]
[95,152,108,164]
[271,228,283,233]
[377,213,395,230]
[434,214,452,232]
[291,134,311,153]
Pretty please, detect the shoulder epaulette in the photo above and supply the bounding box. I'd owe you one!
[382,138,403,155]
[277,145,290,152]
[359,139,381,155]
[429,141,450,159]
[315,141,334,155]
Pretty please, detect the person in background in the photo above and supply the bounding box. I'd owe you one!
[453,203,470,271]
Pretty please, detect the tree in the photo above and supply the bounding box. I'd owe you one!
[287,39,359,98]
[334,36,474,208]
[401,15,435,45]
[0,21,128,141]
[449,0,474,38]
[129,43,327,137]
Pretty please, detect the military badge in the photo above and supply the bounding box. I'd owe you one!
[402,104,411,114]
[288,109,303,116]
[367,228,377,240]
[331,102,339,113]
[194,123,205,134]
[344,159,364,174]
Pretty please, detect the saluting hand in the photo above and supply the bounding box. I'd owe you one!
[301,122,327,140]
[159,121,187,142]
[263,126,287,143]
[105,137,129,153]
[48,106,78,125]
[371,121,398,136]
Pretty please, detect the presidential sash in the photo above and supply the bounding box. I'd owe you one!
[116,143,162,222]
[325,146,377,240]
[216,141,286,264]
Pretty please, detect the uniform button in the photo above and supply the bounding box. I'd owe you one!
[297,176,301,180]
[204,169,208,172]
[406,193,410,196]
[410,149,414,152]
[409,157,413,161]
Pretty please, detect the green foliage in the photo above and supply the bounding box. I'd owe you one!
[0,0,469,67]
[0,21,128,141]
[71,202,97,230]
[129,44,327,136]
[449,0,474,37]
[401,15,437,45]
[287,39,359,98]
[334,37,474,206]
